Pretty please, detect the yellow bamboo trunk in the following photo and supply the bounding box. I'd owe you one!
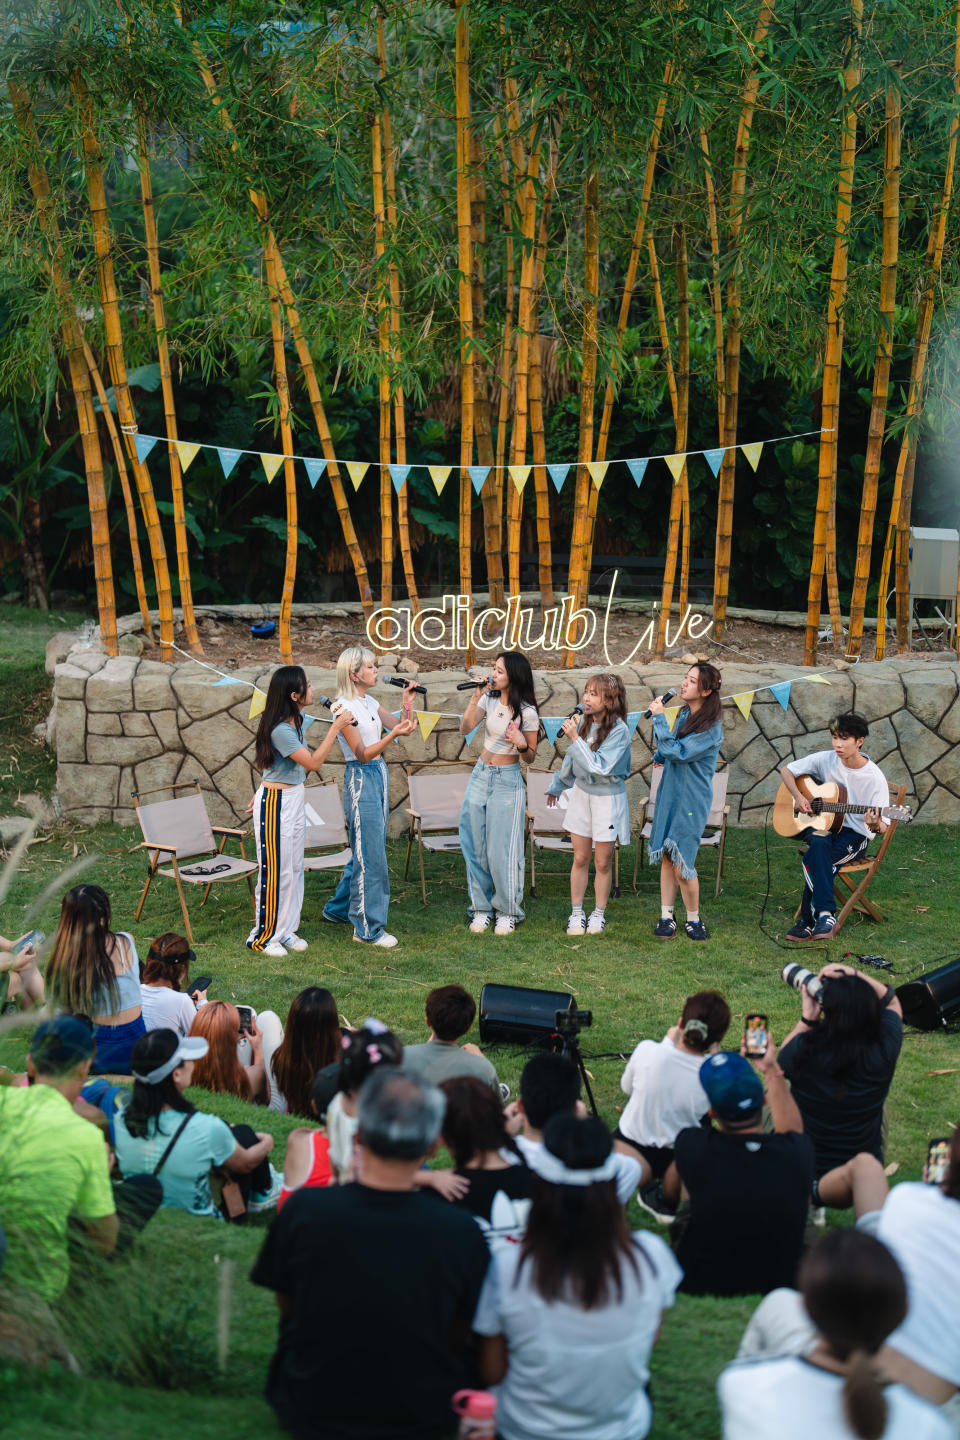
[467,123,503,606]
[372,109,395,610]
[656,225,690,658]
[507,133,543,597]
[803,0,863,665]
[564,167,600,667]
[455,1,475,658]
[492,118,515,577]
[847,84,900,659]
[700,127,726,441]
[264,240,298,663]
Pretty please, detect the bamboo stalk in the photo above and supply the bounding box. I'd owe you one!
[529,129,558,609]
[506,129,543,597]
[803,0,863,665]
[492,117,515,577]
[564,165,600,666]
[455,0,475,658]
[468,122,503,605]
[847,81,900,659]
[655,225,691,658]
[372,106,394,610]
[264,239,298,664]
[700,127,726,441]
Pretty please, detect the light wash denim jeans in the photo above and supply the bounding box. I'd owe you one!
[459,759,527,920]
[323,759,390,941]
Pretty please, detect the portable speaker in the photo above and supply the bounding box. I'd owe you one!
[896,959,960,1031]
[478,982,575,1045]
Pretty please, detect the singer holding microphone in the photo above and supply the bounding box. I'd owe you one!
[646,663,723,941]
[320,647,417,948]
[458,652,539,936]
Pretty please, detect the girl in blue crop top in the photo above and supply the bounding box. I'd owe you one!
[246,665,353,958]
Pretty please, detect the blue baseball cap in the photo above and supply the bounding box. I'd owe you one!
[699,1051,764,1121]
[29,1015,96,1071]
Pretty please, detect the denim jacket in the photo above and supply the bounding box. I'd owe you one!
[546,718,631,796]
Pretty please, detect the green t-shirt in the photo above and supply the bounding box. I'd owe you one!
[0,1083,115,1301]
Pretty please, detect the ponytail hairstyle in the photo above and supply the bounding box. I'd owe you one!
[799,1228,907,1440]
[496,651,538,724]
[679,990,731,1054]
[582,673,627,751]
[254,666,307,772]
[46,884,118,1015]
[123,1028,195,1138]
[336,1020,403,1096]
[679,661,722,736]
[336,646,376,701]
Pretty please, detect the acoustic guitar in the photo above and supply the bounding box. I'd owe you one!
[772,775,913,838]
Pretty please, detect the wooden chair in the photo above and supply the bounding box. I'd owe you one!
[302,781,352,889]
[524,769,620,899]
[133,780,257,945]
[402,763,472,904]
[831,782,908,934]
[632,764,730,898]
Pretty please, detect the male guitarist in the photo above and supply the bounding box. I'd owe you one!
[780,713,887,942]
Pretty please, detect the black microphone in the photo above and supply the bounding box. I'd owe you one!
[316,695,357,726]
[568,703,585,720]
[384,675,427,695]
[456,677,491,690]
[642,687,677,720]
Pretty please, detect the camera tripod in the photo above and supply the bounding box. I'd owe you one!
[553,1018,599,1118]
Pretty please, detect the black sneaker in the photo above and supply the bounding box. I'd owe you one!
[684,918,709,941]
[811,913,837,939]
[636,1180,676,1225]
[786,921,814,942]
[654,917,677,938]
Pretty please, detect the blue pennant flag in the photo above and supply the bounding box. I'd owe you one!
[770,680,792,711]
[389,464,411,494]
[703,447,725,477]
[541,716,565,746]
[212,676,240,687]
[468,465,490,495]
[134,435,158,465]
[217,447,243,479]
[547,463,570,492]
[626,458,648,487]
[303,458,327,489]
[465,721,483,746]
[301,714,315,731]
[625,710,644,737]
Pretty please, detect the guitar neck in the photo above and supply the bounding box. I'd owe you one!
[819,801,884,817]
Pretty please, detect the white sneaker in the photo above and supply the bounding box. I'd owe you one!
[494,915,516,936]
[566,912,586,935]
[282,934,309,952]
[469,913,493,934]
[262,941,287,958]
[353,931,399,948]
[585,910,606,934]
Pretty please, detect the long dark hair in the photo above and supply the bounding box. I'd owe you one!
[272,987,342,1118]
[942,1127,960,1202]
[439,1075,524,1168]
[518,1115,641,1310]
[47,884,119,1015]
[123,1028,195,1138]
[581,673,627,752]
[679,662,722,736]
[792,974,885,1093]
[496,651,538,724]
[254,665,307,772]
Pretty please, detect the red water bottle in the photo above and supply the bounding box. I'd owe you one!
[452,1388,497,1438]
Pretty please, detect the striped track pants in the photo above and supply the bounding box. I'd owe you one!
[246,783,305,951]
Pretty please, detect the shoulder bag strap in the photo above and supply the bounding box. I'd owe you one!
[153,1111,194,1176]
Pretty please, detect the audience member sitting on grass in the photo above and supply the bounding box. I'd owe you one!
[139,933,202,1037]
[402,984,500,1090]
[188,999,283,1105]
[778,960,903,1181]
[438,1074,533,1234]
[474,1114,682,1440]
[252,1068,490,1440]
[268,985,342,1116]
[46,884,145,1073]
[326,1019,403,1181]
[662,1044,814,1297]
[507,1052,645,1204]
[0,1016,160,1302]
[114,1028,281,1218]
[0,931,44,1010]
[719,1228,953,1440]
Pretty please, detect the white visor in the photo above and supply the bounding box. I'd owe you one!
[534,1148,620,1188]
[133,1034,209,1085]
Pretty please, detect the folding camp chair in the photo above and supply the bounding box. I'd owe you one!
[302,781,352,889]
[632,764,730,898]
[402,763,472,904]
[133,779,257,945]
[792,782,908,936]
[524,769,620,899]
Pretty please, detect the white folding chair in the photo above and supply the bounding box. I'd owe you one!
[403,764,472,904]
[302,781,353,888]
[632,763,729,897]
[133,779,257,945]
[524,769,620,899]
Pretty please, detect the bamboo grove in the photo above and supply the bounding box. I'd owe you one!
[2,0,960,664]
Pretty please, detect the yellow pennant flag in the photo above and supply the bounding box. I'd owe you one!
[663,706,681,731]
[732,692,754,723]
[509,464,532,493]
[587,461,608,489]
[665,453,686,482]
[346,461,368,491]
[248,689,266,720]
[429,465,452,495]
[741,441,763,471]
[175,441,201,473]
[806,674,832,685]
[260,452,284,483]
[416,711,441,743]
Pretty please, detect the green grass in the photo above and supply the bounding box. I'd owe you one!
[0,603,90,812]
[1,605,959,1440]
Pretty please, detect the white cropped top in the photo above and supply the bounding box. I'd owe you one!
[477,692,539,756]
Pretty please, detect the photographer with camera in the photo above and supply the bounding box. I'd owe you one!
[778,962,902,1180]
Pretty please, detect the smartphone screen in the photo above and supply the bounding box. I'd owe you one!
[13,929,44,954]
[236,1005,254,1035]
[925,1138,951,1186]
[744,1013,768,1057]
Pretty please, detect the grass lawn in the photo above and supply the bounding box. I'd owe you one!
[1,605,958,1439]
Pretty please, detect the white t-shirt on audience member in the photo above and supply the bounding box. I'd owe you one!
[619,1036,709,1148]
[877,1182,960,1387]
[139,984,197,1037]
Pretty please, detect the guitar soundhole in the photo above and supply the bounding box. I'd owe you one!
[810,798,823,815]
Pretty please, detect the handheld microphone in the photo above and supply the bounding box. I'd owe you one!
[568,703,585,719]
[384,675,427,695]
[456,677,492,691]
[316,695,357,727]
[642,687,676,719]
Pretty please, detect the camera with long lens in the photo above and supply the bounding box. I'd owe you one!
[781,964,824,1005]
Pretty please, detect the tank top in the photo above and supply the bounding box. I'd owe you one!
[90,932,142,1020]
[277,1130,333,1211]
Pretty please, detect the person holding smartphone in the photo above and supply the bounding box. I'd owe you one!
[0,931,44,1010]
[188,999,282,1105]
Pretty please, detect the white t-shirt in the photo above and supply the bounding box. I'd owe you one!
[474,1230,682,1440]
[477,692,539,757]
[114,1107,236,1217]
[718,1356,952,1440]
[785,750,889,840]
[878,1182,960,1386]
[335,693,383,761]
[619,1036,710,1148]
[139,984,197,1038]
[513,1134,642,1206]
[326,1092,358,1180]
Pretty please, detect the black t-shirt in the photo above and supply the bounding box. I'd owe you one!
[452,1162,534,1222]
[779,1009,902,1176]
[251,1182,490,1440]
[673,1126,815,1298]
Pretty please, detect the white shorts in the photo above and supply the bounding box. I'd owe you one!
[563,783,630,845]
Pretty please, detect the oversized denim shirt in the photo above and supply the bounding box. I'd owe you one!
[546,718,631,797]
[647,709,723,880]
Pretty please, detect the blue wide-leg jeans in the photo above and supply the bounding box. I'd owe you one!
[459,760,527,920]
[323,759,390,941]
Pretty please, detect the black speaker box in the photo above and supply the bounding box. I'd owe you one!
[478,982,575,1045]
[896,959,960,1031]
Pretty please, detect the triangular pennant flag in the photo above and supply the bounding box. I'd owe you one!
[742,441,763,470]
[626,458,648,487]
[389,464,411,494]
[806,674,832,685]
[625,710,644,737]
[303,457,327,489]
[133,434,158,464]
[465,721,483,745]
[663,706,681,731]
[429,465,452,494]
[416,711,441,743]
[541,716,565,746]
[217,447,243,479]
[587,461,608,489]
[248,689,266,719]
[665,453,686,482]
[770,680,792,711]
[468,465,490,495]
[509,464,531,493]
[175,441,201,473]
[548,463,570,492]
[346,461,368,490]
[212,676,239,687]
[732,692,754,723]
[260,452,284,483]
[391,708,402,742]
[301,714,315,731]
[703,447,725,477]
